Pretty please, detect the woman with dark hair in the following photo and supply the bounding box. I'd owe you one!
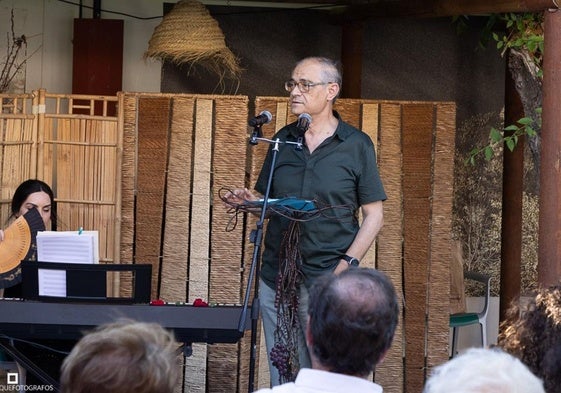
[0,179,62,385]
[0,179,55,242]
[498,283,561,393]
[0,179,55,294]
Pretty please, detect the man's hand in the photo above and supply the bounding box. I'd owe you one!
[223,188,258,206]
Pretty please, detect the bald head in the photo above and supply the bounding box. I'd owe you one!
[307,268,399,376]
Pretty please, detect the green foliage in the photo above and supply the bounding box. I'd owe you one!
[467,112,540,164]
[492,13,544,78]
[463,12,544,165]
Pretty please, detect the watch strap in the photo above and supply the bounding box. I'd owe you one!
[342,254,359,267]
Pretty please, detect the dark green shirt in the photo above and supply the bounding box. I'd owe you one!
[255,113,386,289]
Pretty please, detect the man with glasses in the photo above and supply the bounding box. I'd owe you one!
[225,57,386,387]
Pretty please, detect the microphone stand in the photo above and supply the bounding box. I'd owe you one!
[239,125,302,393]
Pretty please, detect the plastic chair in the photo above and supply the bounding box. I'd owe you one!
[449,271,491,357]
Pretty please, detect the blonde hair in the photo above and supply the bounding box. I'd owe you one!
[61,319,181,393]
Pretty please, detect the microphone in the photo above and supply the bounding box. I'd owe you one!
[295,113,311,151]
[296,113,312,133]
[248,110,272,127]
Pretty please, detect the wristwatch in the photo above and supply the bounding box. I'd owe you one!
[342,254,360,267]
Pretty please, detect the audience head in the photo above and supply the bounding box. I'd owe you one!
[423,347,544,393]
[306,267,399,377]
[10,179,55,228]
[499,282,561,393]
[60,320,182,393]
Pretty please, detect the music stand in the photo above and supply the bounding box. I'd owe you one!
[238,124,306,392]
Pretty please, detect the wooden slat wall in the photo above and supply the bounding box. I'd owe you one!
[402,104,435,392]
[120,93,249,393]
[135,96,171,297]
[425,103,456,374]
[252,97,455,392]
[209,96,250,393]
[39,92,120,270]
[0,91,455,393]
[377,103,405,393]
[0,93,38,222]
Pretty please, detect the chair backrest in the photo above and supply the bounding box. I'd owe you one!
[464,271,491,319]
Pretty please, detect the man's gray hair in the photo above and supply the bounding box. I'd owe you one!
[423,348,544,393]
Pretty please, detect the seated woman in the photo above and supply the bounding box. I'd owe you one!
[1,179,55,297]
[0,179,64,386]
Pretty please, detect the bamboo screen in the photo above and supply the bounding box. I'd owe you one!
[39,91,121,269]
[0,93,38,224]
[0,90,455,393]
[120,93,250,393]
[253,97,455,393]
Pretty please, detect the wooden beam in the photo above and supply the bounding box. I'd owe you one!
[219,0,559,15]
[500,55,524,323]
[538,9,561,287]
[341,21,363,98]
[329,0,559,20]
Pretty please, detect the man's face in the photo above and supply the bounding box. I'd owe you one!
[288,60,334,116]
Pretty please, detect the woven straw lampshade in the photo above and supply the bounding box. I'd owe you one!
[145,0,242,79]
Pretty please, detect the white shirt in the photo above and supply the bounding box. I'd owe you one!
[254,368,383,393]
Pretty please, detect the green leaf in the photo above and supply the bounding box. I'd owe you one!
[484,146,494,160]
[490,127,503,142]
[506,138,516,151]
[504,125,519,132]
[518,117,533,125]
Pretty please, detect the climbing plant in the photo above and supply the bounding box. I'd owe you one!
[458,13,544,164]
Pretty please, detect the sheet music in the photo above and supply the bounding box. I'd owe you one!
[36,231,99,297]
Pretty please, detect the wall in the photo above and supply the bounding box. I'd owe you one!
[1,1,505,126]
[164,7,505,125]
[0,0,163,93]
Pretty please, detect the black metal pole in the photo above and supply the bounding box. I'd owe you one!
[240,133,281,392]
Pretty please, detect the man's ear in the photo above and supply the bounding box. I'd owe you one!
[326,83,340,101]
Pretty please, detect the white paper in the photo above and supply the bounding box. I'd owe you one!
[36,230,99,297]
[37,231,99,264]
[38,269,67,297]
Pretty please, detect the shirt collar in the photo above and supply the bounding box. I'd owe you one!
[288,110,350,140]
[294,368,383,393]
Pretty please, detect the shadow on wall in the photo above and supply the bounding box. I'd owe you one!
[162,8,504,127]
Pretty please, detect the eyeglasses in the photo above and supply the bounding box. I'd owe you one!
[284,80,332,93]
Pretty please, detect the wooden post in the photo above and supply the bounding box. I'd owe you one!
[500,55,524,322]
[538,9,561,287]
[341,21,363,98]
